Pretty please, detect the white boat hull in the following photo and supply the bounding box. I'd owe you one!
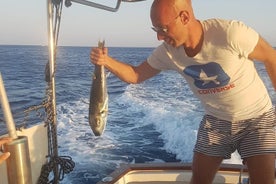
[97,162,276,184]
[0,123,48,184]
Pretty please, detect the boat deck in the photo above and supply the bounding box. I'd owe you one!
[128,182,188,184]
[128,182,231,184]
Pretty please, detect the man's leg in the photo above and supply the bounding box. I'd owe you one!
[190,152,223,184]
[245,154,275,184]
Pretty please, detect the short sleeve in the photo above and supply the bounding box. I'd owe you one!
[228,20,259,58]
[147,43,175,71]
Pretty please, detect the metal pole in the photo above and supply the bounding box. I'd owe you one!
[47,0,59,183]
[0,73,18,139]
[4,136,33,184]
[47,0,57,114]
[69,0,122,12]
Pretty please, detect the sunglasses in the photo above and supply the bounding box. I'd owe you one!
[151,13,181,34]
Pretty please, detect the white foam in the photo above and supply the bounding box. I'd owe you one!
[122,82,201,162]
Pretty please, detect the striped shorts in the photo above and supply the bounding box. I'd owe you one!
[194,108,276,159]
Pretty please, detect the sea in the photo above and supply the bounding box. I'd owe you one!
[0,45,275,184]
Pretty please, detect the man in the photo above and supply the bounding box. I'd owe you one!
[90,0,276,183]
[0,137,12,164]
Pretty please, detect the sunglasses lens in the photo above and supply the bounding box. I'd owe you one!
[151,27,167,33]
[151,27,158,32]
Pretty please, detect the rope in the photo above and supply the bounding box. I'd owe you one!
[37,156,75,184]
[0,102,47,134]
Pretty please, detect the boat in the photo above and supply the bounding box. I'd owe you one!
[97,162,276,184]
[0,0,275,184]
[97,163,252,184]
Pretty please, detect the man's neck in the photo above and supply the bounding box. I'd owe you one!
[183,19,203,57]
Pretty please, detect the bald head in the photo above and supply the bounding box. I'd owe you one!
[150,0,194,26]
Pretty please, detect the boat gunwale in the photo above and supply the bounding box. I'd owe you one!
[96,162,252,184]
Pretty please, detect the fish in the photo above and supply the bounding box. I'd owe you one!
[89,40,108,136]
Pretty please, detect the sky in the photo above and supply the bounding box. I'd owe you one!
[0,0,276,47]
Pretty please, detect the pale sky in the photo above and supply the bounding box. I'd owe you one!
[0,0,275,47]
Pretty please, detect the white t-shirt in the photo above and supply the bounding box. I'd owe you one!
[147,19,272,121]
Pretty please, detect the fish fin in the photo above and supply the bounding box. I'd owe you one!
[98,40,105,49]
[106,71,111,78]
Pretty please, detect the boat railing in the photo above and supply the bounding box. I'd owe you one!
[64,0,146,12]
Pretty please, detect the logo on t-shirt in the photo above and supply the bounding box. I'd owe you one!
[183,62,230,89]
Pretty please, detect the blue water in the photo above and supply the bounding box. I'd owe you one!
[0,45,275,183]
